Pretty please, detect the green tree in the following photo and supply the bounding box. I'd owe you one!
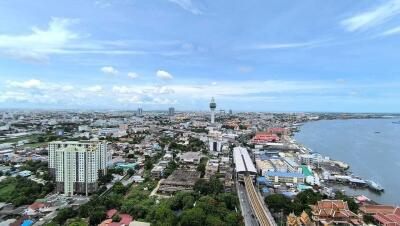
[89,209,106,225]
[196,160,206,177]
[54,208,77,225]
[112,214,121,222]
[151,204,177,225]
[180,208,206,226]
[264,194,293,215]
[194,179,210,195]
[224,212,243,226]
[112,182,127,195]
[216,193,238,211]
[144,157,154,170]
[127,168,135,176]
[205,215,225,226]
[336,192,359,213]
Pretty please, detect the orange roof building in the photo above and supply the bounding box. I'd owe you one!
[360,205,400,226]
[310,200,362,225]
[252,132,280,143]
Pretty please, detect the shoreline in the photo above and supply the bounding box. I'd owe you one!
[289,119,389,204]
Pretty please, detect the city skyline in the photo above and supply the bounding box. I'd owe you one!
[1,0,400,112]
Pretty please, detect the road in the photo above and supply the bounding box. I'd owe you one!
[236,180,259,226]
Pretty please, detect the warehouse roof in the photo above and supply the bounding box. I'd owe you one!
[233,147,256,173]
[266,171,305,178]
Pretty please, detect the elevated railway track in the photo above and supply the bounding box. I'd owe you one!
[233,147,277,226]
[244,175,277,226]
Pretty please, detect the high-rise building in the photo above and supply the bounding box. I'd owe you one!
[210,97,216,124]
[48,141,108,196]
[229,109,233,115]
[208,130,223,152]
[168,107,175,116]
[137,108,143,116]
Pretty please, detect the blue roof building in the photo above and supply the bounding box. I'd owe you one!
[21,220,33,226]
[262,187,270,194]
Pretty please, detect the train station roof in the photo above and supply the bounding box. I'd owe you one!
[233,147,257,173]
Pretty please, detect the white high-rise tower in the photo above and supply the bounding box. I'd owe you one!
[48,141,109,196]
[210,97,216,124]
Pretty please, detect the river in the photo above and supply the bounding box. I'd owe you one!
[294,118,400,205]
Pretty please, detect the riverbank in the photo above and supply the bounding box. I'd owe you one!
[294,118,400,205]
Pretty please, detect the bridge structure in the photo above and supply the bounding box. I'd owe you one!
[233,147,277,226]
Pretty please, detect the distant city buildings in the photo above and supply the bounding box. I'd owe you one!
[137,108,143,116]
[168,107,175,116]
[48,141,108,196]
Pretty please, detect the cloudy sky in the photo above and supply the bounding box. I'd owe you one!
[1,0,400,112]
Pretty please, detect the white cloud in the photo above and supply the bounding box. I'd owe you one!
[167,0,202,15]
[7,79,42,89]
[247,41,321,50]
[1,79,112,105]
[127,72,139,79]
[101,66,119,75]
[380,26,400,36]
[113,85,174,95]
[152,97,177,104]
[117,95,142,104]
[0,91,58,104]
[61,85,74,91]
[112,85,135,94]
[156,70,173,80]
[0,18,78,61]
[4,78,399,109]
[211,82,217,86]
[6,79,75,92]
[85,85,103,92]
[341,0,400,32]
[0,18,197,61]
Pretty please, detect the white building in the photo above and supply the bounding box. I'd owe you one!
[48,141,109,196]
[179,151,201,165]
[208,130,224,152]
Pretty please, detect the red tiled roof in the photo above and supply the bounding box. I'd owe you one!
[374,213,395,225]
[311,200,358,219]
[386,214,400,223]
[99,219,113,226]
[119,214,133,225]
[106,209,118,218]
[364,205,400,226]
[360,205,397,215]
[252,133,280,142]
[108,223,121,226]
[28,202,45,210]
[395,208,400,216]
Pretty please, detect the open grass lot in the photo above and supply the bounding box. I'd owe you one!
[0,182,16,201]
[0,134,41,144]
[0,176,53,206]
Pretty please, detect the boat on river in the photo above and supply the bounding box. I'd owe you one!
[365,180,384,192]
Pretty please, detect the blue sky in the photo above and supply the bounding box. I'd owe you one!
[1,0,400,112]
